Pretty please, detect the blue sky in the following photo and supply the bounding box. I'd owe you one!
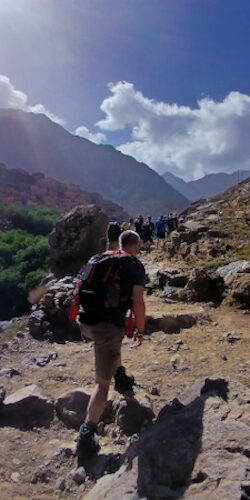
[0,0,250,179]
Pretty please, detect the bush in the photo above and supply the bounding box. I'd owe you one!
[0,206,61,320]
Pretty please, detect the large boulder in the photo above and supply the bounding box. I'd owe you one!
[84,379,250,500]
[185,268,224,303]
[28,275,82,341]
[217,260,250,308]
[1,384,54,426]
[231,274,250,308]
[49,205,108,278]
[217,260,250,286]
[56,388,90,428]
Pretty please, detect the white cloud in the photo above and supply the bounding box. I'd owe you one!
[0,75,27,110]
[75,125,106,144]
[0,74,64,125]
[97,81,250,179]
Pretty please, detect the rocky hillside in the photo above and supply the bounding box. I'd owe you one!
[165,176,250,268]
[0,109,189,217]
[0,190,249,500]
[163,169,250,201]
[0,164,129,221]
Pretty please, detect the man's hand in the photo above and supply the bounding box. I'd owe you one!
[130,330,143,348]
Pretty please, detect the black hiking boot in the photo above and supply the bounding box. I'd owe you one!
[114,365,135,393]
[75,423,100,460]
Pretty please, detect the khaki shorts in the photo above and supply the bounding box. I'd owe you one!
[79,322,124,381]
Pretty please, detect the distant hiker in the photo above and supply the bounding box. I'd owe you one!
[135,215,144,238]
[129,218,136,231]
[107,221,121,250]
[121,220,130,231]
[142,216,154,251]
[155,215,166,247]
[166,213,175,235]
[75,230,146,459]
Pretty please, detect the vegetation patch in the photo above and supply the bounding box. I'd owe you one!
[0,206,62,320]
[0,318,28,343]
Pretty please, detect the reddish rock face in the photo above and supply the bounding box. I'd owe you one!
[0,163,129,221]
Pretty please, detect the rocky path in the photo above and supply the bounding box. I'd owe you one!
[0,295,249,499]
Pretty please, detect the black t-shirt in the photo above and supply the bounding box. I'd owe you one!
[102,256,146,326]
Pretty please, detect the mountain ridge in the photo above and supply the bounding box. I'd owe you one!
[163,169,250,201]
[0,108,189,217]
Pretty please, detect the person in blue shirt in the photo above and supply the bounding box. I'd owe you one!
[155,215,166,247]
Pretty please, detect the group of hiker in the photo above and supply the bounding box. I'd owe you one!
[73,212,182,460]
[109,213,180,250]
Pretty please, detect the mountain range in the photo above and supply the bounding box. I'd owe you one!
[162,170,250,201]
[0,109,189,217]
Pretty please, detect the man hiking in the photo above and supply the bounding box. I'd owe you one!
[107,221,121,250]
[76,230,146,459]
[155,215,166,247]
[142,216,154,251]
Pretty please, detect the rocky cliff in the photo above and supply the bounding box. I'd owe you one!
[0,164,129,221]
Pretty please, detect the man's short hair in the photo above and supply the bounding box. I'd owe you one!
[119,230,140,248]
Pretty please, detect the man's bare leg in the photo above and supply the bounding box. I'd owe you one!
[85,376,110,425]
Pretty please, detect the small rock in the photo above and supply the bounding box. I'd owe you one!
[150,387,160,396]
[16,331,25,338]
[221,332,241,343]
[59,442,75,457]
[0,368,21,378]
[11,472,20,483]
[69,467,86,485]
[55,478,66,491]
[170,354,183,369]
[0,385,6,405]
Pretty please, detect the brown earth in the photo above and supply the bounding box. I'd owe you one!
[0,287,249,499]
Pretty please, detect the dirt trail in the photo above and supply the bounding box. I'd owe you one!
[0,290,249,499]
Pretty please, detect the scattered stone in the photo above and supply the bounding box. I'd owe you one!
[10,472,20,483]
[2,384,54,426]
[221,332,242,343]
[0,368,21,378]
[31,465,52,484]
[60,442,76,458]
[56,388,90,428]
[23,352,57,367]
[170,354,183,369]
[150,387,160,396]
[55,478,66,491]
[69,467,86,485]
[112,391,155,436]
[15,331,25,339]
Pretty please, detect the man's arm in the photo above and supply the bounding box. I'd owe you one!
[132,285,145,345]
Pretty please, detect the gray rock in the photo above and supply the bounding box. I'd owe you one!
[0,385,6,406]
[56,388,90,428]
[69,466,86,485]
[0,368,21,377]
[217,260,250,285]
[84,378,250,500]
[23,352,57,367]
[55,478,66,491]
[49,205,108,278]
[185,267,224,303]
[2,384,54,425]
[112,392,154,436]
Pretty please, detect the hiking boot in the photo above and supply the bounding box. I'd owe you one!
[75,423,100,460]
[114,365,135,393]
